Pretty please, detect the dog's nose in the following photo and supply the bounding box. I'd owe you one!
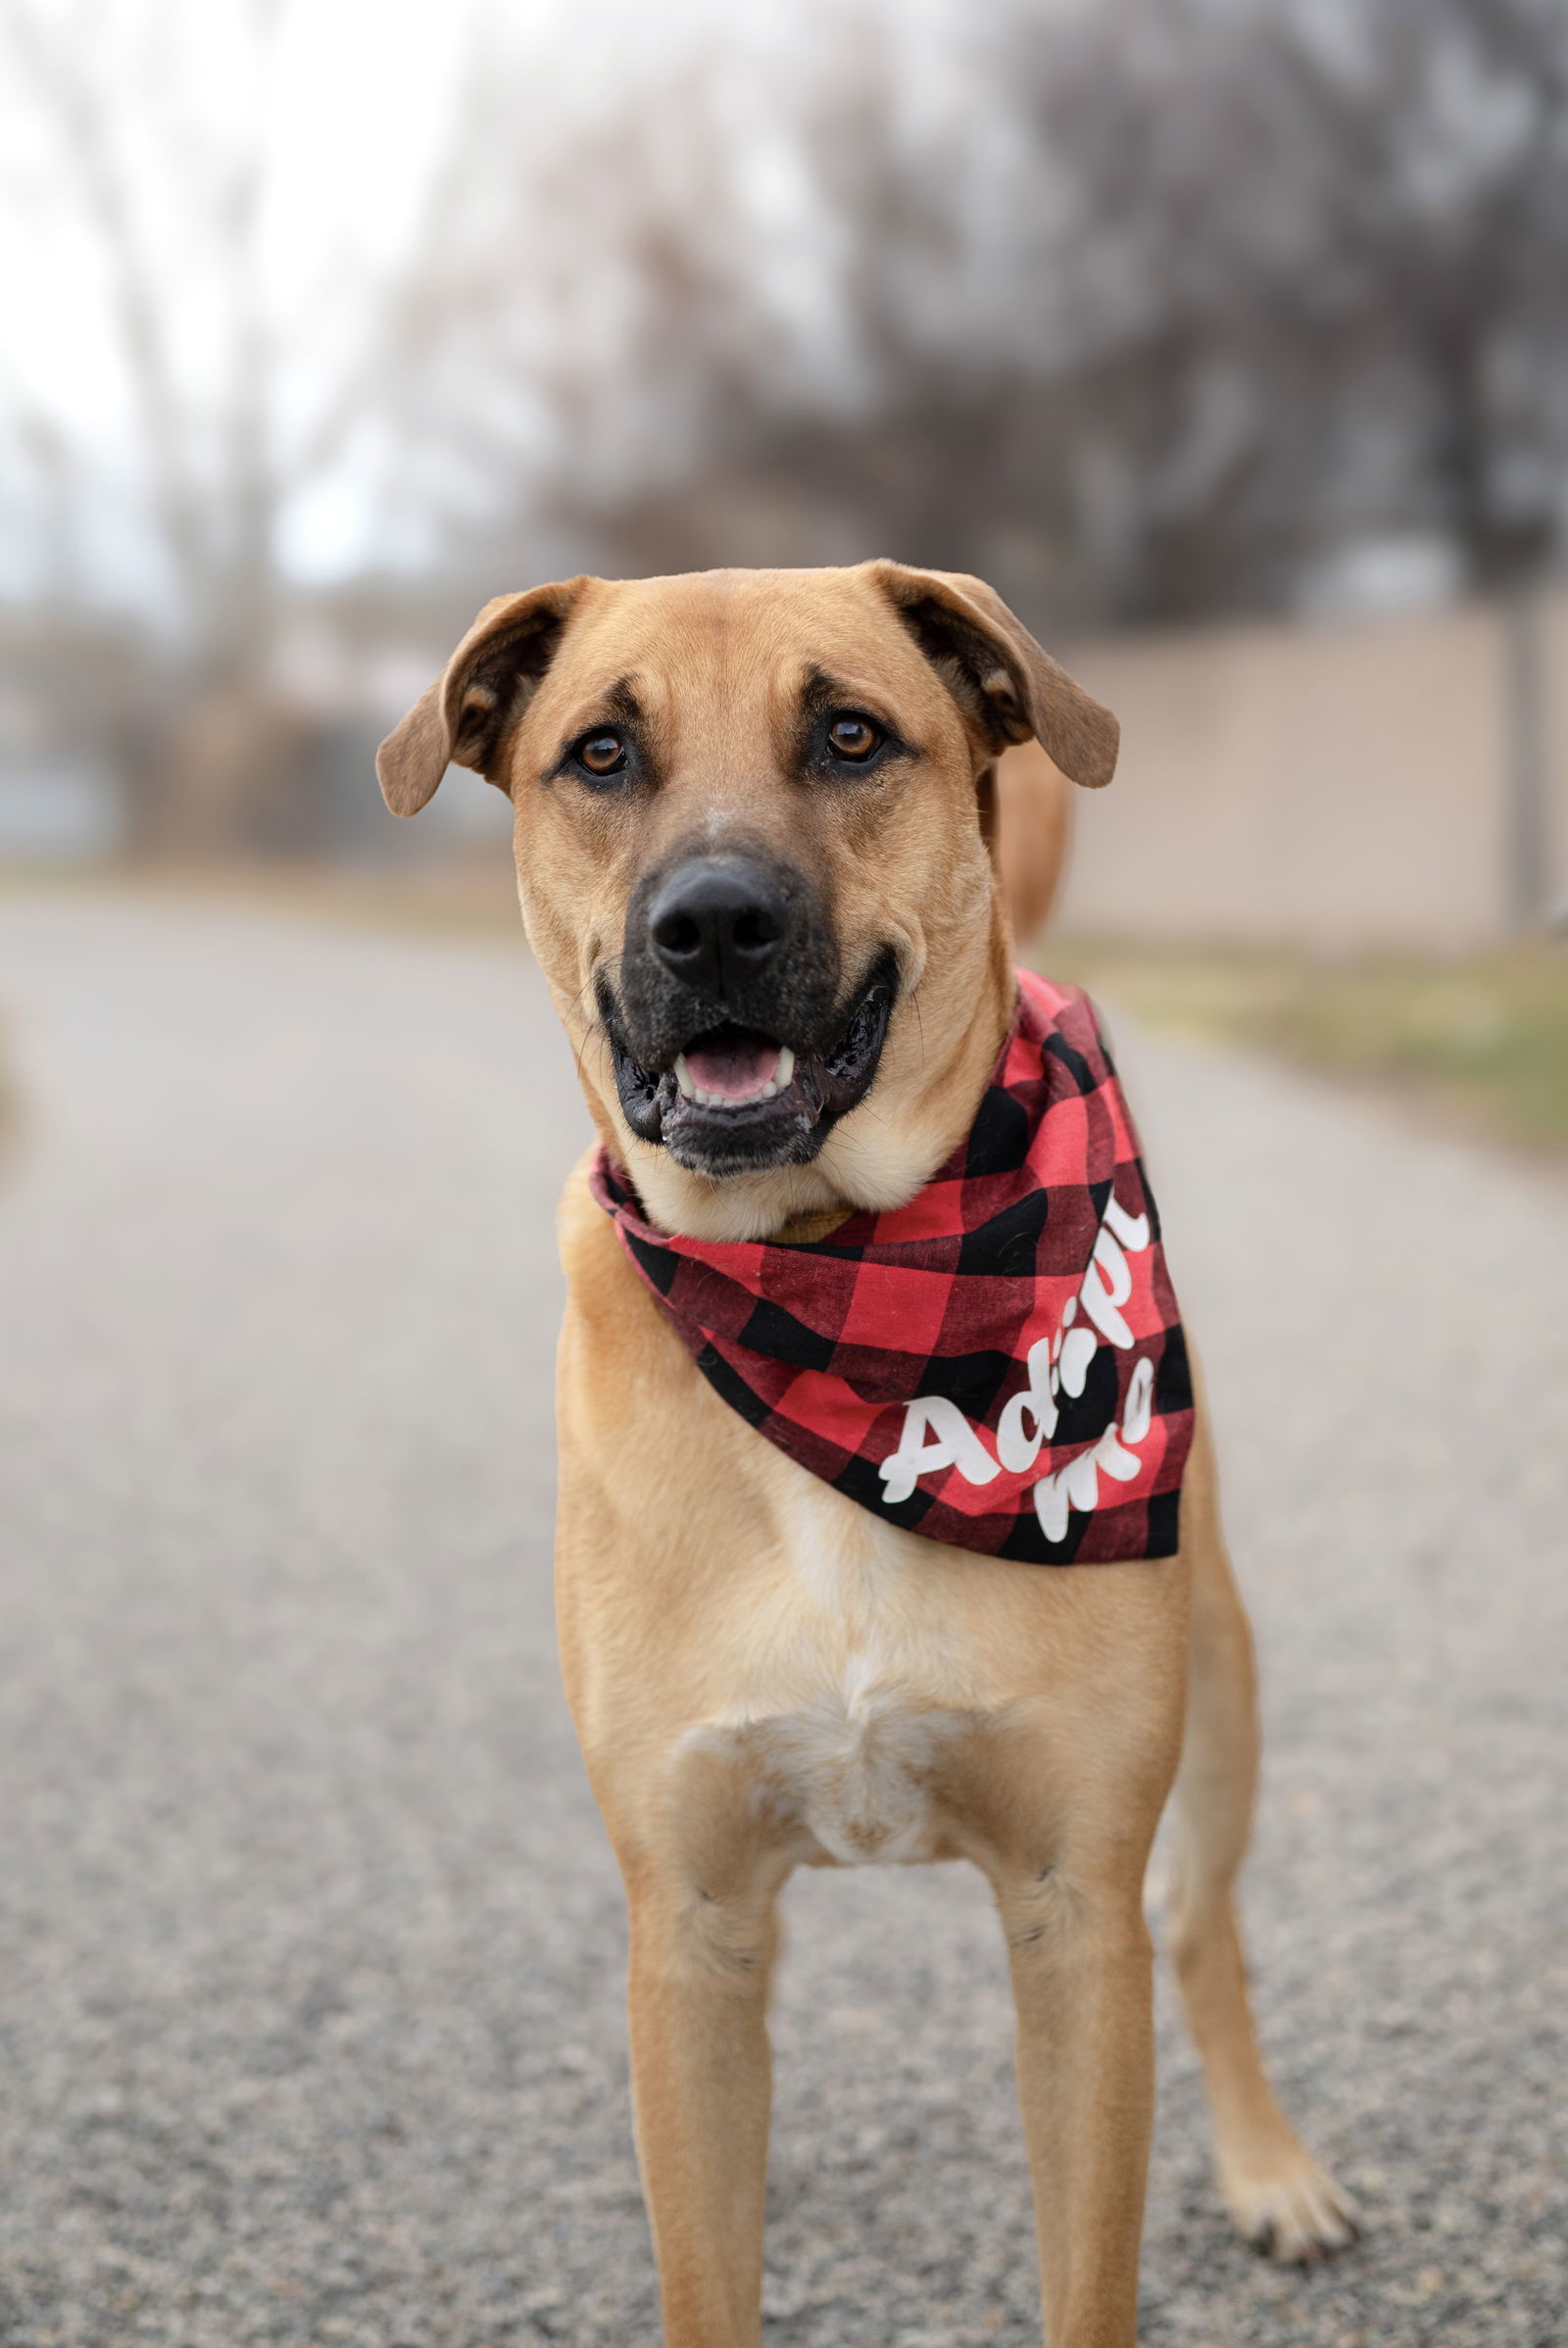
[646,856,791,997]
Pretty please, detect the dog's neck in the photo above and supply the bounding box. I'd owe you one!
[589,901,1017,1246]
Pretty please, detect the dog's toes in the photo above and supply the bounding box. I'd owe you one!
[1222,2150,1361,2265]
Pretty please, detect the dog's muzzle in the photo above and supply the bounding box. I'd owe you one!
[600,847,898,1177]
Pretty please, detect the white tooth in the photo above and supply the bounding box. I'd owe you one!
[674,1054,695,1100]
[758,1079,778,1101]
[775,1047,795,1088]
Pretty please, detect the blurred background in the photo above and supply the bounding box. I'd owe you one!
[2,0,1567,1138]
[0,6,1565,2346]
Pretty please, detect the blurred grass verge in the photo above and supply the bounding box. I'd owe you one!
[1045,938,1568,1162]
[0,1003,15,1161]
[0,856,525,941]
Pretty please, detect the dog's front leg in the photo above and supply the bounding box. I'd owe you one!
[623,1869,781,2348]
[991,1864,1156,2348]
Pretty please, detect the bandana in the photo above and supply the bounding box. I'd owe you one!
[589,970,1193,1565]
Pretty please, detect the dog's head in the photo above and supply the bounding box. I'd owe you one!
[378,563,1117,1239]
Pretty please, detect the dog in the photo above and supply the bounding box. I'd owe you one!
[378,562,1356,2347]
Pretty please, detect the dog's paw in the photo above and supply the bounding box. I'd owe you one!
[1220,2147,1361,2264]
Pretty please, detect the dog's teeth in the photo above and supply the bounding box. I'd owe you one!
[676,1054,792,1109]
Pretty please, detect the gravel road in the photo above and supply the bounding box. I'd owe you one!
[0,887,1563,2348]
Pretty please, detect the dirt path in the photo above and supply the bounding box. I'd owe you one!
[0,888,1562,2348]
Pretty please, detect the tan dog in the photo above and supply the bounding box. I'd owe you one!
[378,563,1356,2347]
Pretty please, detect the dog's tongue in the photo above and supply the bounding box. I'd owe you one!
[684,1033,783,1102]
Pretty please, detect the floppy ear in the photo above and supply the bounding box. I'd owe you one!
[375,578,589,816]
[869,560,1118,788]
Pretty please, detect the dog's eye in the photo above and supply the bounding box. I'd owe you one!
[827,713,882,762]
[575,730,626,777]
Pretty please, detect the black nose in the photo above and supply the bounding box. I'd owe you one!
[646,856,791,998]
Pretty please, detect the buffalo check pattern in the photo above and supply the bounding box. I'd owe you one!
[590,970,1194,1564]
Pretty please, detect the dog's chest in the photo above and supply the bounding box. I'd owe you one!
[686,1480,991,1869]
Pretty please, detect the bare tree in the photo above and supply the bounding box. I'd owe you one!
[1015,0,1568,613]
[0,0,569,848]
[575,0,1568,628]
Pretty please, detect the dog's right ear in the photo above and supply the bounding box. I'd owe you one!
[376,578,589,816]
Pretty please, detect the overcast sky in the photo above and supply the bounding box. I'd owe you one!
[0,0,998,599]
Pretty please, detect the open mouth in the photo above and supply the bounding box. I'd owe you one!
[604,950,899,1174]
[674,1030,797,1110]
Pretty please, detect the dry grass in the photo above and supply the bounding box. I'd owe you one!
[1040,935,1568,1161]
[0,854,527,941]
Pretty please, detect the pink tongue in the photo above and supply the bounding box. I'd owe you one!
[684,1035,783,1101]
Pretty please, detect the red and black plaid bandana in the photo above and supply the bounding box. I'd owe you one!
[589,971,1193,1565]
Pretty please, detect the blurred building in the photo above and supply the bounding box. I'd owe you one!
[1058,589,1568,948]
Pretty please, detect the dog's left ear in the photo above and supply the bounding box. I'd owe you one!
[376,578,589,816]
[869,561,1118,788]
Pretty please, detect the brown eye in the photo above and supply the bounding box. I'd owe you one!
[577,730,626,776]
[827,713,881,761]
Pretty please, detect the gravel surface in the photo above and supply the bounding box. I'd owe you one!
[0,887,1563,2348]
